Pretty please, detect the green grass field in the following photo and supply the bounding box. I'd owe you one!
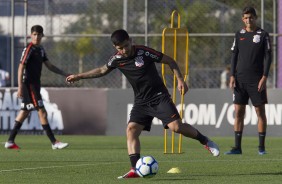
[1,135,282,184]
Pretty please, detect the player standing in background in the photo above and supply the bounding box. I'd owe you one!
[4,25,69,150]
[66,29,220,179]
[220,66,230,89]
[225,7,272,155]
[0,64,10,87]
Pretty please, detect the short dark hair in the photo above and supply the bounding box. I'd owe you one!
[242,6,257,17]
[31,25,44,35]
[111,29,129,45]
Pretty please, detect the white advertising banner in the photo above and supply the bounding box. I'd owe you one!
[1,88,282,136]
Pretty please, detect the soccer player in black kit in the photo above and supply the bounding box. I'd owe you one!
[225,7,272,155]
[66,29,220,179]
[5,25,69,150]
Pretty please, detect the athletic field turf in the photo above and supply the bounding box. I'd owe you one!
[1,135,281,184]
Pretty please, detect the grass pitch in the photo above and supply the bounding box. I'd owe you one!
[0,135,282,184]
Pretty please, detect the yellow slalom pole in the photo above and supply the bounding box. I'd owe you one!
[162,10,189,154]
[162,28,168,154]
[178,30,189,153]
[178,87,185,153]
[164,129,167,153]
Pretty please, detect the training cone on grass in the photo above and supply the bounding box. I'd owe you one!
[167,167,181,174]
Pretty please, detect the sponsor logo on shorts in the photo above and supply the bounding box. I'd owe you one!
[26,103,35,110]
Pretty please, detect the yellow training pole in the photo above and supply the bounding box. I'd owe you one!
[178,30,189,153]
[162,10,189,154]
[162,27,167,154]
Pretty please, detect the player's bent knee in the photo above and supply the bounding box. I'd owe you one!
[167,121,181,133]
[127,122,143,136]
[126,123,138,133]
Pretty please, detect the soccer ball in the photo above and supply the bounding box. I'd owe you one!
[135,156,158,178]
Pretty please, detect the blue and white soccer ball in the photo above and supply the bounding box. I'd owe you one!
[135,156,159,178]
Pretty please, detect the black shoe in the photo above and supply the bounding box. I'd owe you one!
[224,147,242,155]
[258,146,266,155]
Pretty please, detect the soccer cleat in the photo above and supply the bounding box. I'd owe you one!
[117,168,140,179]
[258,146,266,155]
[205,139,220,157]
[258,150,266,155]
[52,141,69,150]
[4,142,20,150]
[224,147,242,155]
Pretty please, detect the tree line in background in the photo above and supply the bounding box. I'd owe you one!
[0,0,275,88]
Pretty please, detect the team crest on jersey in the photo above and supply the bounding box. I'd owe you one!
[253,35,260,43]
[135,56,144,67]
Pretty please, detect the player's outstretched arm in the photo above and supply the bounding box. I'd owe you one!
[44,60,70,77]
[160,54,188,95]
[66,64,112,83]
[17,63,24,98]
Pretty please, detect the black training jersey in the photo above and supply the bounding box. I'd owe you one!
[230,28,272,83]
[20,42,48,84]
[107,45,169,104]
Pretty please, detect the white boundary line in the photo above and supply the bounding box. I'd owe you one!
[0,162,116,173]
[1,158,282,173]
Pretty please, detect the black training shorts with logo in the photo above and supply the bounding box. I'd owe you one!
[129,94,180,131]
[21,83,44,110]
[233,80,268,106]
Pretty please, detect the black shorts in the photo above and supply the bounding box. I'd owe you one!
[129,94,180,131]
[21,83,44,110]
[233,81,268,106]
